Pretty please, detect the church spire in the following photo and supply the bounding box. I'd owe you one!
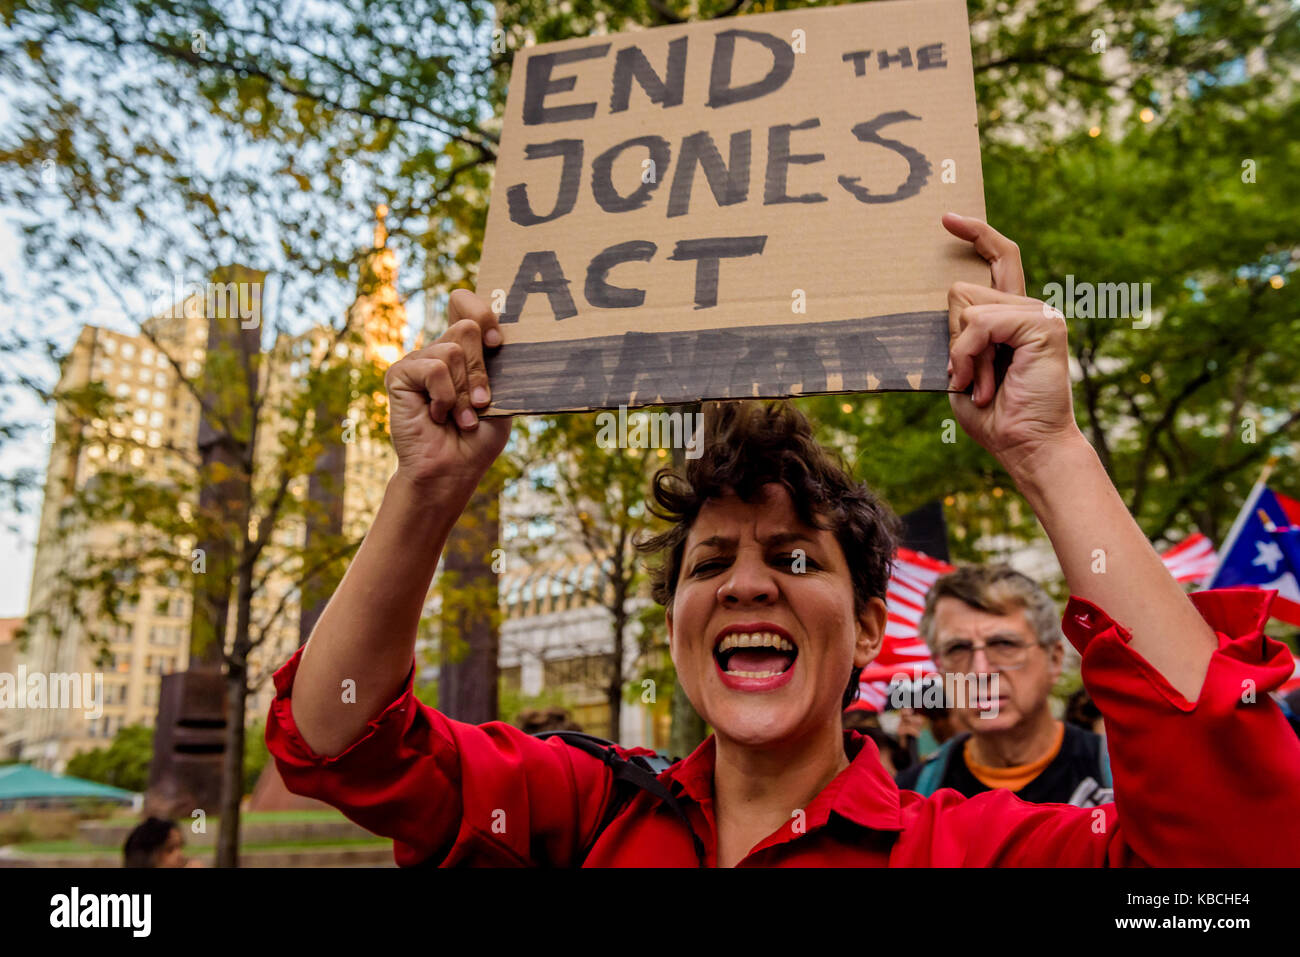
[350,203,406,368]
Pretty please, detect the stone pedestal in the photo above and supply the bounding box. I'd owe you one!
[144,670,226,819]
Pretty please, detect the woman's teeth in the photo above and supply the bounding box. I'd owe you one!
[716,632,796,653]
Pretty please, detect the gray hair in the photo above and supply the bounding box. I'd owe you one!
[918,564,1064,654]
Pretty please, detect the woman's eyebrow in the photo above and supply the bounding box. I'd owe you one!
[688,535,736,554]
[761,532,818,548]
[689,531,817,551]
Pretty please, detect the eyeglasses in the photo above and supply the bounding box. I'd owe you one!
[935,635,1035,672]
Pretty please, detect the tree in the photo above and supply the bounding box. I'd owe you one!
[65,724,154,793]
[521,410,675,742]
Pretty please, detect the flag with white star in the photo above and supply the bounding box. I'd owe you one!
[1208,485,1300,626]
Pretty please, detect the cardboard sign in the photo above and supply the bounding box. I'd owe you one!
[476,0,987,415]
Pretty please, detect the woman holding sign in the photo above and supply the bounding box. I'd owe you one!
[265,214,1300,866]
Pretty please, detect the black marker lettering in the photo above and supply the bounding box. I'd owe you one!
[590,135,671,213]
[585,240,658,308]
[610,38,688,113]
[501,251,577,322]
[707,30,795,109]
[877,47,913,70]
[841,50,873,77]
[667,130,752,218]
[506,139,584,226]
[764,118,827,205]
[523,44,612,125]
[917,42,947,70]
[667,235,767,309]
[838,111,932,204]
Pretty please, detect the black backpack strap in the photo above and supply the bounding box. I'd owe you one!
[535,730,708,867]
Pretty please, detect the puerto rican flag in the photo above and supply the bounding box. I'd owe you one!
[1159,532,1219,586]
[1207,485,1300,627]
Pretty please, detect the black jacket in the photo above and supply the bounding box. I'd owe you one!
[895,723,1112,806]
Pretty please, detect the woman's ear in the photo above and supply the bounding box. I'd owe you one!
[854,597,888,668]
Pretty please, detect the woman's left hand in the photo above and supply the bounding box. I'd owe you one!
[942,212,1083,478]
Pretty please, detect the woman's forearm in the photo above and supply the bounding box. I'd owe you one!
[290,472,469,756]
[1006,431,1218,701]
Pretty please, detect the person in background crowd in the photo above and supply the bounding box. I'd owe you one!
[516,707,583,735]
[123,817,189,868]
[1066,686,1105,736]
[896,565,1112,807]
[842,709,912,776]
[894,682,965,764]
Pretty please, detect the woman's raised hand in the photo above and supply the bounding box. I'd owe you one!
[385,289,513,499]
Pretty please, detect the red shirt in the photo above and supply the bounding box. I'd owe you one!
[265,588,1300,866]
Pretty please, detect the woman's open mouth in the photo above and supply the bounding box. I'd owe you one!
[713,628,798,691]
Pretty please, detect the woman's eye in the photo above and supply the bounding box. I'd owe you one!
[775,552,817,569]
[692,559,725,575]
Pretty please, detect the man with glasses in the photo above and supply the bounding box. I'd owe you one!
[896,565,1112,806]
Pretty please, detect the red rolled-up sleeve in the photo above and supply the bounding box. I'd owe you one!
[1064,586,1300,865]
[907,587,1300,867]
[265,645,617,867]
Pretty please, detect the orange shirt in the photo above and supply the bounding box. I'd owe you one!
[963,721,1066,792]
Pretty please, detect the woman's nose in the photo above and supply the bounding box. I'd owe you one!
[717,552,777,605]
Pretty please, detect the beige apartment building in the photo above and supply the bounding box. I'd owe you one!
[16,215,404,771]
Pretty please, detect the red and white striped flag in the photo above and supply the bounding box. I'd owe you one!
[850,548,954,712]
[1159,532,1218,586]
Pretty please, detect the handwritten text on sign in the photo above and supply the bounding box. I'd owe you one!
[477,0,987,413]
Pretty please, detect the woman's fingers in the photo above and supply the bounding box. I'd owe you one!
[942,213,1027,296]
[947,283,1047,405]
[397,289,503,430]
[449,288,504,349]
[950,303,1061,395]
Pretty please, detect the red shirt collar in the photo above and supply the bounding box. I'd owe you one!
[661,729,904,836]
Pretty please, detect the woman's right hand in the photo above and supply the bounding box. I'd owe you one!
[385,288,513,499]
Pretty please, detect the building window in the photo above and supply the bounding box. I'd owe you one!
[121,342,134,359]
[543,654,612,690]
[142,347,154,365]
[501,665,522,693]
[153,392,165,407]
[103,338,116,355]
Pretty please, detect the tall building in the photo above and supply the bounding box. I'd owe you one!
[16,211,406,771]
[17,299,209,768]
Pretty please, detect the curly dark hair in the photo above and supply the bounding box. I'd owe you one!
[636,401,900,709]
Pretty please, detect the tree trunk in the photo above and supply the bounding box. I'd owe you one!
[608,576,627,744]
[438,477,502,724]
[216,553,255,868]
